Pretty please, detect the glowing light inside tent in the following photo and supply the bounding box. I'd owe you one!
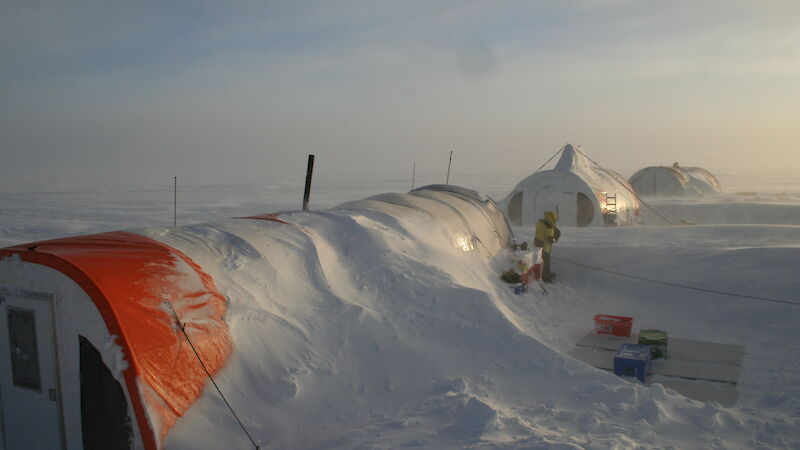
[453,234,475,252]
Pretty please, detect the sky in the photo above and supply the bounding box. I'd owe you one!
[2,0,799,188]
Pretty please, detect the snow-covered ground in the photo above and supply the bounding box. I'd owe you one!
[2,173,799,449]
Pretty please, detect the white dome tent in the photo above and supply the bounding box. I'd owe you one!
[629,163,721,197]
[500,144,640,227]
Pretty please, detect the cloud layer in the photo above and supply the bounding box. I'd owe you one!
[2,1,799,187]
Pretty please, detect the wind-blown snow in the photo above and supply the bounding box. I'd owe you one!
[101,335,129,382]
[2,175,799,449]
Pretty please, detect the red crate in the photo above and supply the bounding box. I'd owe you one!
[594,314,633,337]
[520,264,542,285]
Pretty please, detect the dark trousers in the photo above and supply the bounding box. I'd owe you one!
[542,251,553,282]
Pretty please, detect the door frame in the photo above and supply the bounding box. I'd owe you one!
[0,287,67,450]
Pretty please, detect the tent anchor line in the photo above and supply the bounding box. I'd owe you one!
[165,303,262,449]
[553,256,800,307]
[531,144,569,176]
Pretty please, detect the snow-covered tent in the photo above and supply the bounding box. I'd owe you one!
[338,184,513,254]
[499,144,640,227]
[0,185,511,450]
[628,163,721,197]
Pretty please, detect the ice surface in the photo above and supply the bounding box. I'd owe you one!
[1,173,799,449]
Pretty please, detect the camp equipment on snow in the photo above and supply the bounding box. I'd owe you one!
[614,344,652,382]
[593,314,633,338]
[638,329,668,359]
[520,264,542,285]
[500,270,521,284]
[519,249,543,285]
[568,331,745,406]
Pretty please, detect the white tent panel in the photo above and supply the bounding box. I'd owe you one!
[0,262,141,450]
[337,185,513,255]
[500,145,639,227]
[629,165,721,197]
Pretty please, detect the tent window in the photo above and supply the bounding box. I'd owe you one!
[7,307,41,391]
[508,192,523,226]
[576,193,594,227]
[80,335,133,450]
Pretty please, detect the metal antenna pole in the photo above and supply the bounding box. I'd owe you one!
[173,176,177,227]
[411,161,416,191]
[446,150,453,184]
[302,154,315,211]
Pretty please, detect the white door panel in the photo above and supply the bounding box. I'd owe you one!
[0,291,64,450]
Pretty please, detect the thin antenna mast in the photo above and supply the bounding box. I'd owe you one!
[411,161,416,191]
[445,150,453,184]
[302,154,315,211]
[173,176,177,227]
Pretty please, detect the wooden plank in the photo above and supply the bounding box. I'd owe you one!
[648,377,738,407]
[575,332,744,366]
[575,332,636,351]
[567,346,615,370]
[567,345,740,383]
[575,369,740,406]
[653,357,740,383]
[668,338,744,366]
[568,336,741,405]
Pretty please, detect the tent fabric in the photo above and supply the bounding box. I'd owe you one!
[629,164,721,197]
[239,213,290,224]
[335,185,513,255]
[500,144,639,227]
[628,166,689,197]
[681,166,722,195]
[410,185,514,250]
[554,145,593,171]
[0,231,232,450]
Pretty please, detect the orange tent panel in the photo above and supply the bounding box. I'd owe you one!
[1,231,232,450]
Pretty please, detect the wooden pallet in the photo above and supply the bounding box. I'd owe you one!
[567,332,744,407]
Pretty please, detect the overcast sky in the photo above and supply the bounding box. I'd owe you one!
[2,0,799,187]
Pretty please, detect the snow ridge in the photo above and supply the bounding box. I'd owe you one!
[134,202,800,449]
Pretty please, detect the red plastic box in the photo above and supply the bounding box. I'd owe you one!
[520,264,542,285]
[594,314,633,337]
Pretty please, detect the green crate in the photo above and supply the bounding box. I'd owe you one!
[638,329,668,359]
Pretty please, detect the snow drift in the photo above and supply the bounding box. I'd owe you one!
[2,182,799,449]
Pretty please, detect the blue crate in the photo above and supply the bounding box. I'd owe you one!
[614,344,652,382]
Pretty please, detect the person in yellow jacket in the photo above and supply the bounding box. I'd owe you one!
[534,210,561,282]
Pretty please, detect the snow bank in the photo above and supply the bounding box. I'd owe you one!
[144,205,798,448]
[640,193,800,226]
[2,178,799,449]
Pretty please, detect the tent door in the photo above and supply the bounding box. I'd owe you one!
[576,193,594,227]
[80,335,133,449]
[507,192,523,226]
[0,290,65,450]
